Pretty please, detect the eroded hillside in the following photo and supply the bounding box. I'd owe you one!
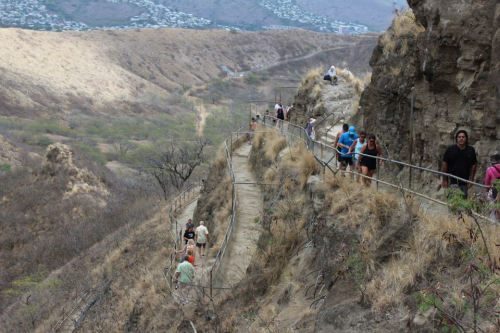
[0,28,378,117]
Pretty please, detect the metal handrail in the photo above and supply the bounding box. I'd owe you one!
[261,114,489,190]
[314,112,337,129]
[323,116,345,143]
[164,124,251,301]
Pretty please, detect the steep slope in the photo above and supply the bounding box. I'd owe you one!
[356,1,500,194]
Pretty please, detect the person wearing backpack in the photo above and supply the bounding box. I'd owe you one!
[485,151,500,220]
[305,118,315,140]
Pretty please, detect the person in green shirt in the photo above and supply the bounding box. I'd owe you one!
[175,255,195,303]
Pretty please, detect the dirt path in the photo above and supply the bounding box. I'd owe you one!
[223,144,263,284]
[170,199,217,284]
[197,102,208,136]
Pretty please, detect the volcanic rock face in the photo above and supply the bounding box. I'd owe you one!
[358,0,500,190]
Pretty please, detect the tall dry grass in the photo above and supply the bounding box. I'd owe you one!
[336,68,371,94]
[263,129,287,161]
[302,67,323,85]
[380,9,424,57]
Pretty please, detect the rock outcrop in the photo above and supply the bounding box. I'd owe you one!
[357,0,500,192]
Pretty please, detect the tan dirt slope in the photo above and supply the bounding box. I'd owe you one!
[0,28,378,117]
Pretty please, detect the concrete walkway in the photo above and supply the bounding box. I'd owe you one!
[223,144,263,284]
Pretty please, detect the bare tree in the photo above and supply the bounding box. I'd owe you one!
[147,139,209,198]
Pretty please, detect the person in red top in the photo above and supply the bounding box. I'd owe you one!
[485,151,500,220]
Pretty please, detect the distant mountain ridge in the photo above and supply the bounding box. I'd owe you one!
[0,27,378,117]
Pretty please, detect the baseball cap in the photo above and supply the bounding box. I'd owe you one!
[348,126,356,135]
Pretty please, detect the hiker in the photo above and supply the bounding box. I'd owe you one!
[348,131,366,183]
[176,239,196,261]
[326,66,338,86]
[174,255,195,303]
[285,103,292,121]
[485,151,500,220]
[186,219,194,230]
[195,221,210,257]
[265,110,270,124]
[357,134,383,187]
[337,126,359,175]
[334,124,349,163]
[305,118,316,140]
[183,225,195,244]
[198,179,205,192]
[249,117,257,144]
[274,102,280,125]
[255,115,262,123]
[276,102,285,128]
[442,130,477,199]
[186,248,198,267]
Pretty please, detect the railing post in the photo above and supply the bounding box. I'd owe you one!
[376,160,379,191]
[210,270,213,298]
[321,143,324,159]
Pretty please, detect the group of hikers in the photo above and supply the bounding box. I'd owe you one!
[174,219,210,304]
[254,111,500,219]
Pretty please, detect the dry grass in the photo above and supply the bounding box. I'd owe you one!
[380,9,424,58]
[281,142,320,188]
[393,10,425,38]
[379,32,397,56]
[302,67,323,84]
[336,68,371,94]
[263,130,287,161]
[390,63,402,77]
[310,83,323,100]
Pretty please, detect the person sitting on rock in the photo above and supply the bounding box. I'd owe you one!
[327,66,338,86]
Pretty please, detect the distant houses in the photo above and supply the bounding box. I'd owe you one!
[0,0,368,34]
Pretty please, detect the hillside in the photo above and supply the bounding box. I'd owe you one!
[0,28,378,117]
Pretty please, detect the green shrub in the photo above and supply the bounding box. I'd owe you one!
[26,121,73,137]
[34,135,54,147]
[0,163,11,175]
[71,142,107,165]
[244,73,261,85]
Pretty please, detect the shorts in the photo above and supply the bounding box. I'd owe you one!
[196,242,206,248]
[340,156,354,167]
[448,183,469,199]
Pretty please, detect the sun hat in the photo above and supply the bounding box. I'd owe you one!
[310,118,316,123]
[348,126,356,135]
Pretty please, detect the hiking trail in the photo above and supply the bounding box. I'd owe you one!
[171,198,217,284]
[223,143,262,284]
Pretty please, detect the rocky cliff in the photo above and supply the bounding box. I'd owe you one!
[357,0,500,191]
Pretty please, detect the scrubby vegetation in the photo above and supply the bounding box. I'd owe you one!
[0,143,157,331]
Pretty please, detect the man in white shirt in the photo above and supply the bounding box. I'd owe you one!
[195,221,210,257]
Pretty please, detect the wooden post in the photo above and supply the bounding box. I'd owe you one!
[409,89,415,190]
[210,270,213,298]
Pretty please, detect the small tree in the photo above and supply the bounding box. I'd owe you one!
[147,139,209,198]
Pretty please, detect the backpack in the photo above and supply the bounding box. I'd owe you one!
[304,123,311,135]
[492,165,500,200]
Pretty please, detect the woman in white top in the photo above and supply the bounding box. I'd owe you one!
[348,131,366,183]
[327,66,338,85]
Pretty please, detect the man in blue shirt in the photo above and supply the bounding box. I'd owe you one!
[338,126,359,174]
